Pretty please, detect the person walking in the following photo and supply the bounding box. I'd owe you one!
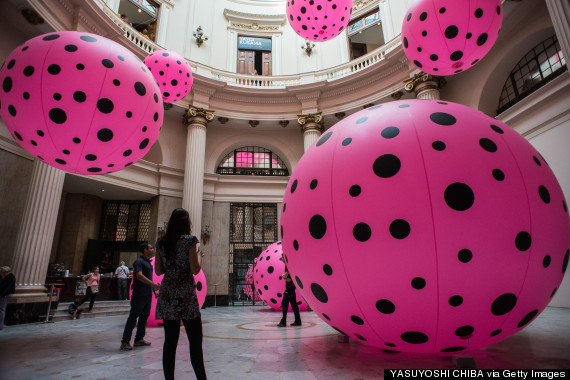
[115,261,130,300]
[80,266,101,312]
[155,208,207,380]
[277,262,301,327]
[120,243,160,351]
[0,266,16,330]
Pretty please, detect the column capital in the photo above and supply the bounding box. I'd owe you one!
[184,105,215,127]
[298,112,324,134]
[404,72,447,96]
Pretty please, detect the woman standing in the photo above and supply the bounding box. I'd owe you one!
[155,208,207,380]
[80,266,101,311]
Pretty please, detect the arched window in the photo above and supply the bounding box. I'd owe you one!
[217,146,289,176]
[498,35,567,114]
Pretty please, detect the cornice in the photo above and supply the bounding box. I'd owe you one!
[223,9,287,25]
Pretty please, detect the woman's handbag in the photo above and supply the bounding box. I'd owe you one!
[90,285,99,294]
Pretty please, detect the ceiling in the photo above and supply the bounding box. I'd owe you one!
[63,174,155,201]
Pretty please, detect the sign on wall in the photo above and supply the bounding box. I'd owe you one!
[238,36,272,51]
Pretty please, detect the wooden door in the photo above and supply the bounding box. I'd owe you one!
[237,50,256,75]
[262,52,272,76]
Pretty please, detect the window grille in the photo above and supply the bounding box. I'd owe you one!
[99,201,151,242]
[217,146,289,176]
[497,35,566,114]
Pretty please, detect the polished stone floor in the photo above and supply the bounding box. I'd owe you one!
[0,306,569,379]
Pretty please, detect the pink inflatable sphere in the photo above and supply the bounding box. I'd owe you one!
[281,100,569,353]
[287,0,354,42]
[401,0,502,75]
[143,50,193,103]
[0,31,163,175]
[254,241,309,310]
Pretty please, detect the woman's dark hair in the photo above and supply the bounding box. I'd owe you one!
[160,208,192,259]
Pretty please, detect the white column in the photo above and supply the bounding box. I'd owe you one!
[183,106,214,239]
[404,73,446,100]
[12,161,65,295]
[299,113,324,152]
[545,0,570,69]
[416,88,441,100]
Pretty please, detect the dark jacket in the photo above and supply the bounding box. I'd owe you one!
[0,273,16,297]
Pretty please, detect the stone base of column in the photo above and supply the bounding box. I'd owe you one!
[13,286,50,303]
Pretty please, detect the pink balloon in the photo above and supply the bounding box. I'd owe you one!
[0,31,163,175]
[244,263,262,302]
[254,241,309,311]
[281,100,569,353]
[139,258,207,328]
[287,0,354,42]
[143,50,193,103]
[401,0,502,75]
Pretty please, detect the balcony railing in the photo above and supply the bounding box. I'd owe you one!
[96,0,401,89]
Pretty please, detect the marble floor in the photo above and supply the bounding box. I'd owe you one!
[0,306,569,380]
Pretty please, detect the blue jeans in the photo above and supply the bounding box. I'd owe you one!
[117,279,129,300]
[121,293,151,343]
[0,295,10,329]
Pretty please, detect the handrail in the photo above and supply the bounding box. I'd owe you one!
[94,0,402,89]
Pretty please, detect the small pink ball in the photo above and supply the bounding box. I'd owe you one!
[0,31,163,175]
[254,241,309,311]
[144,50,193,103]
[287,0,354,42]
[281,99,569,352]
[401,0,503,75]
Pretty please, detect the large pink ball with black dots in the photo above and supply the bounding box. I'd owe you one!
[254,241,309,311]
[287,0,354,42]
[0,31,163,175]
[401,0,502,75]
[281,100,569,353]
[144,50,193,103]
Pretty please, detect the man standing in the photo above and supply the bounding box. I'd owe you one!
[120,243,160,350]
[0,266,16,330]
[115,261,130,300]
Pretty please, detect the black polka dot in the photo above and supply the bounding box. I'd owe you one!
[422,31,427,37]
[355,334,367,341]
[87,167,102,173]
[196,282,202,291]
[373,154,400,178]
[134,82,146,96]
[445,25,459,39]
[154,94,159,103]
[171,79,178,86]
[85,154,97,161]
[458,249,472,263]
[550,288,557,298]
[351,315,364,325]
[413,60,423,68]
[450,51,463,61]
[342,138,352,146]
[491,293,517,316]
[62,150,70,155]
[353,223,371,242]
[430,54,439,61]
[323,264,332,276]
[376,299,395,314]
[407,13,412,22]
[8,105,16,116]
[49,108,67,124]
[24,66,34,76]
[490,329,502,337]
[475,8,483,18]
[381,127,399,139]
[432,141,446,151]
[139,138,150,149]
[95,129,113,142]
[322,313,330,321]
[562,250,568,274]
[76,64,85,70]
[2,77,12,93]
[309,215,327,239]
[125,162,133,167]
[126,111,132,118]
[349,185,361,197]
[403,37,408,49]
[492,169,505,181]
[163,92,170,98]
[543,255,551,268]
[444,183,475,211]
[356,117,368,124]
[449,295,463,307]
[80,35,97,42]
[113,79,120,86]
[390,219,410,239]
[53,93,62,101]
[455,325,474,337]
[477,33,488,46]
[311,283,328,303]
[563,201,567,213]
[497,6,502,15]
[515,231,531,251]
[37,130,44,137]
[517,310,538,328]
[401,331,428,344]
[538,186,550,204]
[411,277,426,290]
[268,266,274,274]
[5,59,14,70]
[43,34,60,41]
[47,64,61,75]
[73,137,81,144]
[419,12,427,21]
[466,33,473,39]
[22,92,30,100]
[123,149,132,157]
[73,91,86,103]
[153,112,159,122]
[533,156,542,166]
[55,158,66,165]
[430,112,456,126]
[315,132,332,147]
[13,131,23,141]
[441,347,466,353]
[295,276,303,289]
[310,179,318,189]
[97,98,114,113]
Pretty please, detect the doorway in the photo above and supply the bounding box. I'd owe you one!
[237,36,272,76]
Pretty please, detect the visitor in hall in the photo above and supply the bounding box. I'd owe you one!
[120,243,160,351]
[115,261,130,300]
[155,208,207,380]
[68,299,84,320]
[79,266,101,312]
[0,266,16,330]
[277,260,301,327]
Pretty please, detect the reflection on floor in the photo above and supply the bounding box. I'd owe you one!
[0,306,569,379]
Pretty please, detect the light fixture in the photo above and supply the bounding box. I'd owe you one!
[138,8,142,13]
[301,41,316,56]
[192,26,208,47]
[201,225,211,245]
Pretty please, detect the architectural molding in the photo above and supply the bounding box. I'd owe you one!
[223,9,287,26]
[297,112,323,127]
[404,72,447,94]
[184,106,216,126]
